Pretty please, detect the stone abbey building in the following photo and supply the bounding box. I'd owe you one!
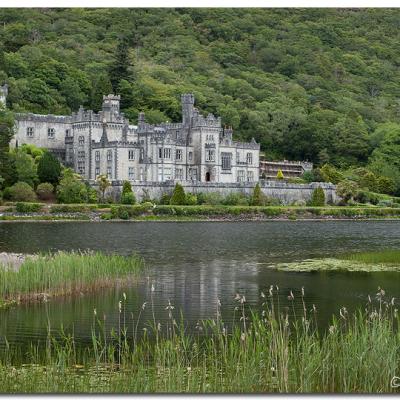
[5,85,260,184]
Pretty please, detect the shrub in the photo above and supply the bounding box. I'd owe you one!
[336,180,359,204]
[310,187,325,206]
[37,151,62,185]
[121,192,136,205]
[199,192,224,205]
[50,204,97,213]
[276,169,284,180]
[320,164,344,184]
[159,192,171,205]
[122,180,132,195]
[251,183,263,206]
[87,187,99,204]
[96,174,111,202]
[100,212,112,220]
[170,183,186,205]
[185,193,197,205]
[36,182,54,201]
[57,169,88,204]
[293,199,307,206]
[223,192,249,206]
[15,202,42,213]
[377,199,393,207]
[7,182,37,202]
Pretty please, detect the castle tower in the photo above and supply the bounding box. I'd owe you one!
[181,93,195,127]
[102,94,120,121]
[0,84,8,107]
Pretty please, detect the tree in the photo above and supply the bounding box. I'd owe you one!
[109,36,131,91]
[170,183,186,205]
[320,164,343,184]
[0,104,16,187]
[56,169,88,204]
[96,174,111,202]
[336,180,359,204]
[121,180,136,204]
[310,187,325,206]
[37,151,62,185]
[14,150,38,187]
[251,183,263,206]
[276,169,284,180]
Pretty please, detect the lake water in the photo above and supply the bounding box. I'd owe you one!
[0,220,400,349]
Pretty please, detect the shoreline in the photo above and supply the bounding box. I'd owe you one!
[2,203,400,223]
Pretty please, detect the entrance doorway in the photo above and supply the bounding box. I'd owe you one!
[205,172,211,182]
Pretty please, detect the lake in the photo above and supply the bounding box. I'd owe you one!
[0,220,399,350]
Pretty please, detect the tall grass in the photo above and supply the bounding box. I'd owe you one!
[340,249,400,264]
[0,252,144,302]
[0,287,398,393]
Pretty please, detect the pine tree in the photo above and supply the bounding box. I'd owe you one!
[109,37,131,92]
[121,180,136,204]
[170,183,186,205]
[251,183,263,206]
[311,187,326,206]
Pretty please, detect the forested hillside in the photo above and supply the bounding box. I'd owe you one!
[0,8,399,173]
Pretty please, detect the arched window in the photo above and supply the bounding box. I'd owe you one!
[78,136,85,145]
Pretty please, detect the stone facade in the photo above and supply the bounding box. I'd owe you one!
[9,89,260,184]
[98,180,338,205]
[260,159,313,179]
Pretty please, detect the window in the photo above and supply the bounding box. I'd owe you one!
[95,167,100,178]
[77,161,85,174]
[128,150,135,161]
[107,166,112,179]
[206,149,215,162]
[236,151,240,162]
[206,134,214,142]
[247,171,254,182]
[237,170,245,183]
[107,150,112,161]
[189,168,197,181]
[140,148,144,161]
[48,128,55,139]
[26,127,34,137]
[139,167,144,181]
[221,153,232,170]
[78,135,84,145]
[128,167,135,180]
[158,148,162,159]
[175,168,183,180]
[246,153,253,165]
[158,167,163,182]
[66,129,71,137]
[78,151,85,160]
[163,148,171,159]
[95,151,100,162]
[164,168,172,180]
[175,149,182,161]
[188,151,193,161]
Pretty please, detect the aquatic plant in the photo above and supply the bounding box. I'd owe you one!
[0,287,397,393]
[269,250,400,272]
[0,251,144,303]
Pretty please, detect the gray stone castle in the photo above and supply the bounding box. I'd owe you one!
[4,85,260,184]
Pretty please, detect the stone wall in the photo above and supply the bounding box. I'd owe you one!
[96,180,338,205]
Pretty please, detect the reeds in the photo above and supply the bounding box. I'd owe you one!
[340,249,400,264]
[0,287,398,393]
[0,251,144,303]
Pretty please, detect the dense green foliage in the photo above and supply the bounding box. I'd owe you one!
[36,182,54,200]
[0,9,399,169]
[170,183,186,205]
[4,181,36,202]
[310,186,325,206]
[37,151,62,185]
[121,180,136,204]
[56,169,88,204]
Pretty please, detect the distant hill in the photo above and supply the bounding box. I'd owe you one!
[1,8,399,167]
